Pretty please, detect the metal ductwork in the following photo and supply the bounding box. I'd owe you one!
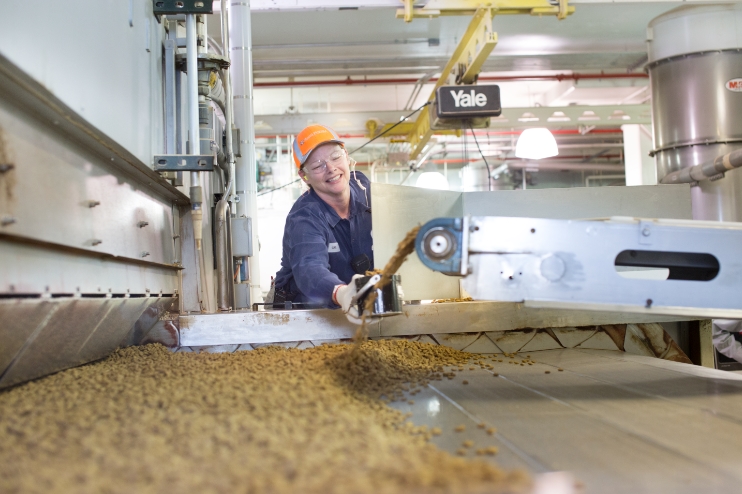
[648,5,742,221]
[660,148,742,185]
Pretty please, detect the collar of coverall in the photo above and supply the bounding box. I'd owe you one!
[311,177,369,228]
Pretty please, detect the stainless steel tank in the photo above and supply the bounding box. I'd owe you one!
[647,5,742,221]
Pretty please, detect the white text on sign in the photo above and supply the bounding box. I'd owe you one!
[450,89,488,108]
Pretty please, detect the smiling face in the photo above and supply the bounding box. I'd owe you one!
[298,143,351,201]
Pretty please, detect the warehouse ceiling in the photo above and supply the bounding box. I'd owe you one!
[208,2,688,131]
[247,4,669,78]
[209,1,687,166]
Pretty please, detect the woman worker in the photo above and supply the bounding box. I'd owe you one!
[270,124,372,321]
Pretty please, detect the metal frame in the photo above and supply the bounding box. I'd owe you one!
[153,154,216,171]
[0,297,177,389]
[397,0,573,22]
[416,216,742,319]
[0,52,188,206]
[368,105,649,144]
[153,0,213,15]
[390,3,574,158]
[178,301,692,347]
[403,8,498,159]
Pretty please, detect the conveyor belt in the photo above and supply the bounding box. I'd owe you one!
[389,348,742,493]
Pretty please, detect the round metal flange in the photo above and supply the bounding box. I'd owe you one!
[175,53,230,72]
[540,254,566,282]
[422,227,457,261]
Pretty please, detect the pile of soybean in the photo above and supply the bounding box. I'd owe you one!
[0,340,529,494]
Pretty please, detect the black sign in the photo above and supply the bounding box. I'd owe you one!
[436,85,501,119]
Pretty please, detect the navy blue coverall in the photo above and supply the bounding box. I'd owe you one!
[273,172,373,308]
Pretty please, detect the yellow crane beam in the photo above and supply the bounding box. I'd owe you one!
[378,1,573,159]
[398,0,573,22]
[390,7,499,158]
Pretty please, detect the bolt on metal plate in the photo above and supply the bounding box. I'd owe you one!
[153,155,215,172]
[152,0,212,15]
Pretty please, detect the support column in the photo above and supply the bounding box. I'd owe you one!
[622,124,656,186]
[229,1,261,307]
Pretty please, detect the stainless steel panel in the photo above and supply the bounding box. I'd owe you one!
[179,207,202,312]
[76,299,154,363]
[0,2,167,167]
[649,44,742,221]
[648,5,742,63]
[0,238,178,295]
[460,216,742,318]
[657,143,742,222]
[0,297,176,389]
[649,51,742,151]
[0,300,117,387]
[463,184,692,220]
[381,302,692,337]
[390,349,742,493]
[231,217,253,257]
[180,309,381,346]
[373,184,693,302]
[120,297,179,347]
[0,52,185,206]
[179,302,690,347]
[0,98,178,265]
[372,184,463,300]
[0,300,57,373]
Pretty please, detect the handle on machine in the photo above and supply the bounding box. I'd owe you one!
[350,274,381,307]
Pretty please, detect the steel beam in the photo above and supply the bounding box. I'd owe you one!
[178,301,692,347]
[255,105,649,137]
[0,52,188,206]
[397,0,574,21]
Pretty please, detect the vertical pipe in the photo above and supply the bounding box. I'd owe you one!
[186,13,203,250]
[215,199,234,311]
[164,37,176,154]
[220,0,235,203]
[175,69,182,155]
[230,1,261,306]
[175,67,184,186]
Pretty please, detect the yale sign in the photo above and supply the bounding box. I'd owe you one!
[436,85,501,119]
[451,90,487,107]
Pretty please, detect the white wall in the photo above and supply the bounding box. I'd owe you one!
[622,124,657,186]
[0,0,166,166]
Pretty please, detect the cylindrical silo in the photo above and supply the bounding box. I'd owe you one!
[647,5,742,221]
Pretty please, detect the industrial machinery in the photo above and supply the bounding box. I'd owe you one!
[415,215,742,319]
[0,1,259,388]
[3,3,742,492]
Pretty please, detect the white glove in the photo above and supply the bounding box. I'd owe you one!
[333,274,365,325]
[713,320,742,363]
[396,282,405,303]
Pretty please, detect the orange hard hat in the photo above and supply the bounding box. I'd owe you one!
[292,124,344,169]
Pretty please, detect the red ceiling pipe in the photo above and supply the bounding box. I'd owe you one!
[256,128,624,138]
[254,72,647,88]
[348,155,623,166]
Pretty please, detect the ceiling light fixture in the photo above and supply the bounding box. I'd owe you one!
[416,172,449,190]
[515,128,559,160]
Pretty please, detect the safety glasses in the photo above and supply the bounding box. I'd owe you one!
[304,149,346,176]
